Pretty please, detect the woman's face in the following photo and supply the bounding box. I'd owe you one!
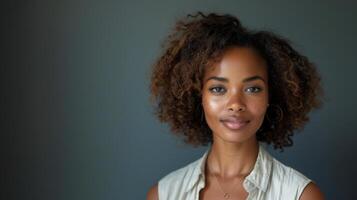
[202,47,269,144]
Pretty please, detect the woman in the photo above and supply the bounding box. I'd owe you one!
[147,12,324,200]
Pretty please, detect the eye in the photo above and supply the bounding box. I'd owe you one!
[245,86,262,93]
[209,86,226,94]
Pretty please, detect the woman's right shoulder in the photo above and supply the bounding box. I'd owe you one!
[159,158,201,186]
[146,183,158,200]
[146,163,194,200]
[152,157,202,199]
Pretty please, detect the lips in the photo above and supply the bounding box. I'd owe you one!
[220,116,250,130]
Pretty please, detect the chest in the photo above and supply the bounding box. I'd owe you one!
[198,177,249,200]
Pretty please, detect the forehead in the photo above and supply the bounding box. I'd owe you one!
[204,47,268,82]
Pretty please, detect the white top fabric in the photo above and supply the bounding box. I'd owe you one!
[158,143,312,200]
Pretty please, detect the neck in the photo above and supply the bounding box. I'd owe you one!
[206,136,259,179]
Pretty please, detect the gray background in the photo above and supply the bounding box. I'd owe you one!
[3,0,357,199]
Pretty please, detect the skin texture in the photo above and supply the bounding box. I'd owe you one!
[147,47,324,200]
[199,47,267,199]
[202,47,269,146]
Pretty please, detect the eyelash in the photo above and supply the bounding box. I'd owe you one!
[208,86,262,94]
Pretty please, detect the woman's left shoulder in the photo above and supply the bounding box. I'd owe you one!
[298,182,325,200]
[270,158,324,199]
[271,157,310,184]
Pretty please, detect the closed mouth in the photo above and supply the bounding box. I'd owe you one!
[221,120,249,130]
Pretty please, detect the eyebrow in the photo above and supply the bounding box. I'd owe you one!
[205,75,266,83]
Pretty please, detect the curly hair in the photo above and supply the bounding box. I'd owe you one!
[149,12,324,150]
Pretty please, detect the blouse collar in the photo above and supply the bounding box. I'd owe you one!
[185,142,273,193]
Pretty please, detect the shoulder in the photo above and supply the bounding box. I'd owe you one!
[146,183,158,200]
[157,155,203,199]
[299,182,325,200]
[269,157,318,199]
[159,157,200,187]
[271,158,310,184]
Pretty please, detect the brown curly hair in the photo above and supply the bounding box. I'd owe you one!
[149,12,324,150]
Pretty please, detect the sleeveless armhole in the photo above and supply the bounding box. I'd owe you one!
[290,167,313,199]
[297,179,312,199]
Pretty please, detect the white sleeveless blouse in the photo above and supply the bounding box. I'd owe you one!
[158,143,312,200]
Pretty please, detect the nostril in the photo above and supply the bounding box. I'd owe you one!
[228,104,246,112]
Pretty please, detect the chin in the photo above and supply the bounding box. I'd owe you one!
[221,133,255,144]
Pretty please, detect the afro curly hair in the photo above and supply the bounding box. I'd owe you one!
[149,12,324,150]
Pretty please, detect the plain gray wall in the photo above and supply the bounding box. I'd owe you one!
[3,0,357,199]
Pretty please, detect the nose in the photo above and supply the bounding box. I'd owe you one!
[227,92,246,112]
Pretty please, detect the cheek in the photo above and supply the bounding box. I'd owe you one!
[202,95,224,119]
[248,99,268,118]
